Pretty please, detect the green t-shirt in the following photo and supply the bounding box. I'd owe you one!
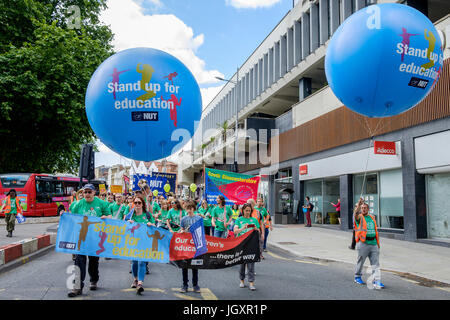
[255,206,268,219]
[159,209,170,224]
[356,215,377,246]
[168,209,187,231]
[131,212,150,224]
[197,206,212,227]
[109,202,129,220]
[234,216,260,237]
[69,200,78,213]
[152,201,161,213]
[70,197,109,217]
[3,197,20,215]
[212,205,233,231]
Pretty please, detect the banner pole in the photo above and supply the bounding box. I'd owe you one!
[203,163,206,200]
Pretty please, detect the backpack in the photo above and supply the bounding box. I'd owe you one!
[309,203,314,212]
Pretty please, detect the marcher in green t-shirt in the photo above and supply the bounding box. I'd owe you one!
[197,200,213,236]
[353,198,384,289]
[211,195,233,238]
[67,184,110,298]
[157,200,170,229]
[126,195,155,295]
[234,203,260,291]
[167,200,186,233]
[70,189,110,218]
[109,194,129,220]
[0,189,23,237]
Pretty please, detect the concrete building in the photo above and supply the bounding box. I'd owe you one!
[181,0,450,244]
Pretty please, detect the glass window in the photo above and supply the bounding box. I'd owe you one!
[305,180,323,224]
[379,169,404,229]
[0,174,30,188]
[275,168,292,183]
[354,173,379,223]
[426,173,450,239]
[323,178,340,225]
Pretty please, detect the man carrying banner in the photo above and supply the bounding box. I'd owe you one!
[68,184,111,298]
[234,203,260,291]
[179,200,203,293]
[212,195,233,238]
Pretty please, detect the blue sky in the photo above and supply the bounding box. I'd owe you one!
[96,0,295,167]
[138,0,293,82]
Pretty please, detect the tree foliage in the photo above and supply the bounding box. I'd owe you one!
[0,0,114,174]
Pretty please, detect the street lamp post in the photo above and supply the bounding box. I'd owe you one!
[215,66,239,172]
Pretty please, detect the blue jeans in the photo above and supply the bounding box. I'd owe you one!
[214,229,226,238]
[131,260,146,282]
[263,228,269,249]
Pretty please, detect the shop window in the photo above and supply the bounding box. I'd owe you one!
[379,169,404,229]
[426,173,450,239]
[354,173,379,223]
[275,168,292,183]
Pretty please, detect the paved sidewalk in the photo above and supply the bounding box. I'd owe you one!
[0,222,56,247]
[267,224,450,285]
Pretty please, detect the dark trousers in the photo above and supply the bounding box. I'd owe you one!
[350,230,356,249]
[305,211,312,226]
[182,268,198,287]
[74,255,99,290]
[5,214,15,232]
[204,226,212,236]
[263,228,269,249]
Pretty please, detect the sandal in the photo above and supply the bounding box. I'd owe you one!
[131,279,138,288]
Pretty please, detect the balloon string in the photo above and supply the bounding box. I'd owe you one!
[357,107,391,202]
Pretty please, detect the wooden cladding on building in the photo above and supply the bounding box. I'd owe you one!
[271,59,450,165]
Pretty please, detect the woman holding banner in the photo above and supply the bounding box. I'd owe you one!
[212,195,233,238]
[234,203,260,291]
[127,194,153,294]
[197,200,213,236]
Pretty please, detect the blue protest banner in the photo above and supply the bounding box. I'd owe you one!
[55,213,172,263]
[132,173,176,197]
[189,217,208,258]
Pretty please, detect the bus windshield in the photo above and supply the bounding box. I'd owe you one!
[0,174,31,188]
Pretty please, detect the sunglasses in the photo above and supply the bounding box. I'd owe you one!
[84,191,93,194]
[134,201,143,205]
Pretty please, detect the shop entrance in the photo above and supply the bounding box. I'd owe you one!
[304,178,340,225]
[274,182,295,224]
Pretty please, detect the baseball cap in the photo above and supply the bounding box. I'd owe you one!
[83,184,96,191]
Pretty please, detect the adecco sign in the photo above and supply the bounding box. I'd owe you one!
[299,165,308,175]
[374,141,396,155]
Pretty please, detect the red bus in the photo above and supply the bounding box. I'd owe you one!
[0,173,107,217]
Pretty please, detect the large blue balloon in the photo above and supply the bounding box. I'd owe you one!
[85,48,202,160]
[325,3,443,118]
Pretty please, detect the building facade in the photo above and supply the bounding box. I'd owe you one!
[182,0,450,243]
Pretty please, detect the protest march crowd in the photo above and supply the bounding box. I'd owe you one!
[65,183,273,298]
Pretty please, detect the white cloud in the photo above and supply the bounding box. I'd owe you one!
[201,85,224,109]
[226,0,281,9]
[100,0,224,85]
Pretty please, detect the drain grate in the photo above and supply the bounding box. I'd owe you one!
[277,242,297,245]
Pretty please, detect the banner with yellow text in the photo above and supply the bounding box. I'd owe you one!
[55,213,172,263]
